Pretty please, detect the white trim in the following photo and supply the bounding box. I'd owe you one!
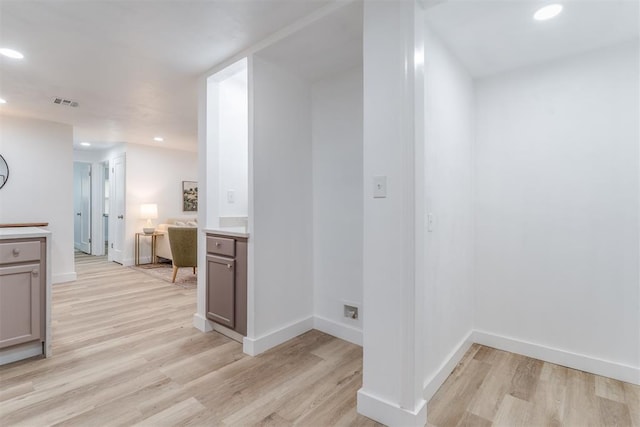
[472,330,640,385]
[313,315,362,346]
[243,316,313,356]
[212,322,244,343]
[52,272,77,284]
[357,389,427,427]
[192,313,214,333]
[423,331,473,401]
[0,341,43,366]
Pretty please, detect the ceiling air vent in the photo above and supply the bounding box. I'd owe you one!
[53,97,79,108]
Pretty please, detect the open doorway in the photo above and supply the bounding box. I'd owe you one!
[102,162,109,256]
[73,162,92,254]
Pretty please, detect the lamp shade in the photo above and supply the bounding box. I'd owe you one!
[140,203,158,219]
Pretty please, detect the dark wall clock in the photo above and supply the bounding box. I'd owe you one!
[0,154,9,189]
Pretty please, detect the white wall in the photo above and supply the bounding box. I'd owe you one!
[218,68,249,218]
[249,55,314,348]
[123,143,198,265]
[311,66,363,344]
[0,115,76,283]
[474,40,640,382]
[422,25,475,399]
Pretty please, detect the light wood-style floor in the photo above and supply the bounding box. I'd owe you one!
[0,254,378,426]
[1,254,638,426]
[428,345,639,427]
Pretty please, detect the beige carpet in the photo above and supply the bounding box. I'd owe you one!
[130,263,197,289]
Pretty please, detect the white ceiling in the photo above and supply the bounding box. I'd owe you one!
[257,1,362,83]
[0,0,332,152]
[3,1,637,152]
[425,0,640,77]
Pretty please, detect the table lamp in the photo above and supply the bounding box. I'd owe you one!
[140,203,158,234]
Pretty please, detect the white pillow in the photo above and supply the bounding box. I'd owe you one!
[174,221,186,226]
[187,221,197,227]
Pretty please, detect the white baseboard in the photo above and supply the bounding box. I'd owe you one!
[192,313,214,332]
[313,315,362,346]
[472,330,640,385]
[357,389,427,427]
[423,331,473,401]
[212,322,244,343]
[53,272,77,284]
[243,316,314,356]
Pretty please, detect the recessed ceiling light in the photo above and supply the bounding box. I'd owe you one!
[80,142,91,147]
[534,4,563,21]
[0,98,6,104]
[153,137,164,142]
[0,48,24,59]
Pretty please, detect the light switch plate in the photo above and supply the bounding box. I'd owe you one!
[227,190,235,203]
[373,176,387,198]
[427,213,435,232]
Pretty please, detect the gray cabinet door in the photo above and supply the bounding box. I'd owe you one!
[206,255,235,329]
[0,263,41,348]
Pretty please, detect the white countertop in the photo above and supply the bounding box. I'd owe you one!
[203,226,250,239]
[0,227,52,239]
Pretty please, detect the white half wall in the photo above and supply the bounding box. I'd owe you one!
[0,115,76,283]
[250,55,314,345]
[474,40,640,383]
[123,143,198,265]
[422,24,475,399]
[311,66,363,345]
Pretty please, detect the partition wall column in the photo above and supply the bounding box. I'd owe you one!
[357,1,426,426]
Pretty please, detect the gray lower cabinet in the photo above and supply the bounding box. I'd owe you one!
[206,234,247,336]
[0,238,45,349]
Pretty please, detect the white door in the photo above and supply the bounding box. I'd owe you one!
[109,155,126,264]
[73,162,92,254]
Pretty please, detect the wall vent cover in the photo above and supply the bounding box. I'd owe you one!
[53,97,79,107]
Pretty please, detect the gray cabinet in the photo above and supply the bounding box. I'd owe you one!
[0,238,45,349]
[206,234,247,336]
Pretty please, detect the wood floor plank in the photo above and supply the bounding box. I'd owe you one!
[456,411,492,427]
[493,394,532,427]
[428,358,492,426]
[596,375,628,403]
[597,396,633,427]
[133,397,206,427]
[562,369,600,427]
[467,350,521,422]
[526,362,567,427]
[509,356,544,402]
[623,381,640,427]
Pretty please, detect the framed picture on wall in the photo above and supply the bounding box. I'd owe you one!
[182,181,198,212]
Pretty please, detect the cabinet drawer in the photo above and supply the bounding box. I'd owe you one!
[207,236,235,257]
[0,241,41,264]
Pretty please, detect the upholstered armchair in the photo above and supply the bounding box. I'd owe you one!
[167,227,197,282]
